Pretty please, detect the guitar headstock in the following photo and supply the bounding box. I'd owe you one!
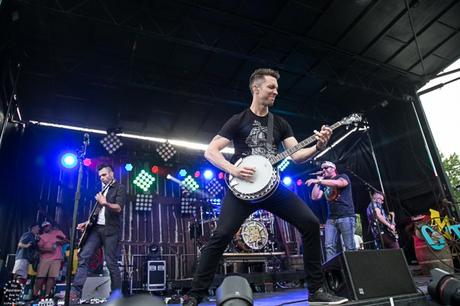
[340,113,362,126]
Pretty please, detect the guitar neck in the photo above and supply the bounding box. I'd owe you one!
[270,121,343,165]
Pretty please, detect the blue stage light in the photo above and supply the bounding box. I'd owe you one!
[125,163,133,172]
[179,169,187,177]
[203,169,214,180]
[61,153,77,169]
[282,176,292,186]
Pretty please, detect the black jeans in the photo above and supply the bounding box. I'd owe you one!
[73,225,121,293]
[189,185,322,299]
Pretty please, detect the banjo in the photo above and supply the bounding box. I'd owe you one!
[226,113,362,202]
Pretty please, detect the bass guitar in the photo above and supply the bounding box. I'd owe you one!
[373,213,399,241]
[78,181,114,248]
[226,113,362,202]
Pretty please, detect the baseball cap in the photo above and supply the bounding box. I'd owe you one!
[41,221,51,227]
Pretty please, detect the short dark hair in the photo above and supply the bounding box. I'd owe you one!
[249,68,280,94]
[29,223,40,230]
[97,163,114,172]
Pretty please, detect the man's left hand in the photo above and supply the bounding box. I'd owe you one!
[306,178,320,186]
[314,125,332,150]
[95,193,107,206]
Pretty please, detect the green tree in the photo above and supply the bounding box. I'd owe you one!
[441,153,460,205]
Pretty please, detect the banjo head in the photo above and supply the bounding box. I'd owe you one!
[230,155,274,195]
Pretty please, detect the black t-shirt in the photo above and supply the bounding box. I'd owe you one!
[322,174,355,219]
[218,109,294,162]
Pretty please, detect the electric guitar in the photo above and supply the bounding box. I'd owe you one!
[78,181,114,248]
[380,213,399,241]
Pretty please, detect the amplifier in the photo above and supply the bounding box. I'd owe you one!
[147,260,166,291]
[323,249,417,300]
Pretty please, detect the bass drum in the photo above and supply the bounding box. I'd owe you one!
[234,221,269,252]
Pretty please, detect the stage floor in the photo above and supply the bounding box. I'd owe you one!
[164,274,439,306]
[73,286,438,306]
[161,267,438,306]
[52,271,443,305]
[180,287,437,306]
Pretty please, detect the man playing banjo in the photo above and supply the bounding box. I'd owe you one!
[182,68,348,305]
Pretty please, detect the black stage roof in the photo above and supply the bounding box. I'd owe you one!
[1,0,459,141]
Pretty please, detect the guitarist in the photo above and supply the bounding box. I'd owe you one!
[181,68,348,306]
[366,191,399,249]
[69,164,127,302]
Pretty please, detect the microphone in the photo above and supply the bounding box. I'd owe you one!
[83,133,90,145]
[308,170,323,176]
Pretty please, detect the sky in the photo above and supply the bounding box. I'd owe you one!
[418,59,460,157]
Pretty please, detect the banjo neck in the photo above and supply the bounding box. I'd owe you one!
[269,120,344,165]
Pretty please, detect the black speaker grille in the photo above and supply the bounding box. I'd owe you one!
[324,249,417,300]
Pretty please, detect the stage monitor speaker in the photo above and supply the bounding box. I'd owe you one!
[81,276,111,301]
[323,249,417,300]
[147,260,166,291]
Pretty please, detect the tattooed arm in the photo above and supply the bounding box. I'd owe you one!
[204,135,255,182]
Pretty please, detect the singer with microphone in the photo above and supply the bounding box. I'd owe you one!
[306,161,356,261]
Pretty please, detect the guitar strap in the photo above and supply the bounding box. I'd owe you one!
[266,112,274,153]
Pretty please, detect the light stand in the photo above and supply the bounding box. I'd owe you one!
[64,133,90,306]
[409,94,459,219]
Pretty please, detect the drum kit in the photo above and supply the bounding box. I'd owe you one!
[191,207,276,253]
[233,210,275,252]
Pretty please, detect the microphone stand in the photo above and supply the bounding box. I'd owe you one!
[64,133,89,306]
[346,169,385,249]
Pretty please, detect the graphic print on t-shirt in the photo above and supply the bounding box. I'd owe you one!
[245,120,276,157]
[324,186,339,201]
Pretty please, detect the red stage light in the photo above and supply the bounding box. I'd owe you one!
[151,166,159,174]
[194,171,201,178]
[218,172,225,180]
[296,179,303,186]
[83,158,92,167]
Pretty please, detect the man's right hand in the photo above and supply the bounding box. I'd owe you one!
[230,165,256,182]
[77,222,88,232]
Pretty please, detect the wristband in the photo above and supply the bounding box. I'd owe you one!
[316,143,325,151]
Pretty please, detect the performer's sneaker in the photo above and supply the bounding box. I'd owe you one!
[181,294,199,306]
[308,287,348,305]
